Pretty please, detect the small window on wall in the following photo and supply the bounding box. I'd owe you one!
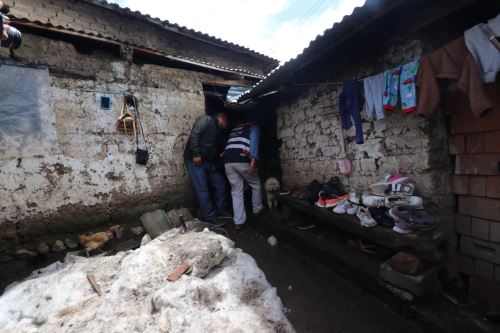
[100,96,111,111]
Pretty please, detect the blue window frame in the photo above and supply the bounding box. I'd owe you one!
[99,96,111,110]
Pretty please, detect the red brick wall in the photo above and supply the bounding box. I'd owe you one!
[448,83,500,287]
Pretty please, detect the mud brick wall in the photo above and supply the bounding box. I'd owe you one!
[276,39,454,215]
[0,33,207,253]
[450,84,500,286]
[3,0,272,75]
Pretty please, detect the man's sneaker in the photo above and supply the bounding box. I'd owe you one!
[333,201,349,214]
[315,193,327,208]
[385,195,423,208]
[325,194,349,208]
[346,204,359,215]
[362,193,386,207]
[368,207,395,228]
[390,182,416,196]
[333,201,358,214]
[388,206,438,234]
[370,172,410,196]
[356,207,377,228]
[349,192,361,205]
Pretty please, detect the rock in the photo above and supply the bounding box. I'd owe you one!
[51,240,66,253]
[384,283,415,302]
[140,210,171,238]
[389,252,426,275]
[130,226,145,236]
[267,236,278,246]
[64,238,79,250]
[15,249,37,259]
[141,208,193,239]
[140,234,151,246]
[37,242,50,255]
[379,262,439,296]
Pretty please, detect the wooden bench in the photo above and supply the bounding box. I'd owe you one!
[278,195,447,262]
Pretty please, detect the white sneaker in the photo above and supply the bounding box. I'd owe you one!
[349,192,361,205]
[333,201,349,214]
[385,195,423,208]
[346,204,359,215]
[361,193,386,207]
[356,207,377,228]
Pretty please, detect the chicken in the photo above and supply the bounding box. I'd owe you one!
[78,231,113,257]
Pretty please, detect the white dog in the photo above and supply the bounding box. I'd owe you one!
[264,177,280,211]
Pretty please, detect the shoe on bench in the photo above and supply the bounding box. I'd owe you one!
[362,193,386,207]
[385,195,423,209]
[370,172,410,196]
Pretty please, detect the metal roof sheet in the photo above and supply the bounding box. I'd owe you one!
[82,0,279,66]
[12,19,266,79]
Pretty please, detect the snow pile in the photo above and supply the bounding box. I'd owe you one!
[0,229,295,333]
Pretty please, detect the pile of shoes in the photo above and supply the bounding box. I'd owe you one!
[338,171,438,233]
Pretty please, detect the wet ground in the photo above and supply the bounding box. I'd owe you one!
[226,224,424,333]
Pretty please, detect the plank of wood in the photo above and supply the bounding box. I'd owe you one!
[278,195,446,262]
[167,261,190,282]
[87,274,102,296]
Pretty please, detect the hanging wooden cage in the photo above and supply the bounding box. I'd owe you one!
[117,96,137,136]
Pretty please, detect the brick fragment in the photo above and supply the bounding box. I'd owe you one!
[388,252,426,276]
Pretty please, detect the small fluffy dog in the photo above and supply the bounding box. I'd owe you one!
[264,177,280,211]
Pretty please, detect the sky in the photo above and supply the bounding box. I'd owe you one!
[109,0,365,63]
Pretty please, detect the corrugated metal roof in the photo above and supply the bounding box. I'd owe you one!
[13,19,266,79]
[237,0,397,101]
[82,0,278,66]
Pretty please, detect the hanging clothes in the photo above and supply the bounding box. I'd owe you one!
[339,80,364,144]
[383,67,401,111]
[416,37,491,118]
[363,73,385,120]
[464,13,500,83]
[400,60,420,114]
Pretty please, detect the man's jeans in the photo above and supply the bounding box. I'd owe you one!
[185,160,227,222]
[224,163,263,225]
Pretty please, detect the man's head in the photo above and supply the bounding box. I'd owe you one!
[215,112,228,129]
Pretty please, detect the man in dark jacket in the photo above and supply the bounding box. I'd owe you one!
[184,112,230,224]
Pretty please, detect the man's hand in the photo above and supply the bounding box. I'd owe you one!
[193,156,202,166]
[249,158,257,175]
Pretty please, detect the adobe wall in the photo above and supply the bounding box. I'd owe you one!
[276,38,454,218]
[0,33,204,253]
[3,0,273,75]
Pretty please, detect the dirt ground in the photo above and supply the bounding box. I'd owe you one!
[226,224,424,333]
